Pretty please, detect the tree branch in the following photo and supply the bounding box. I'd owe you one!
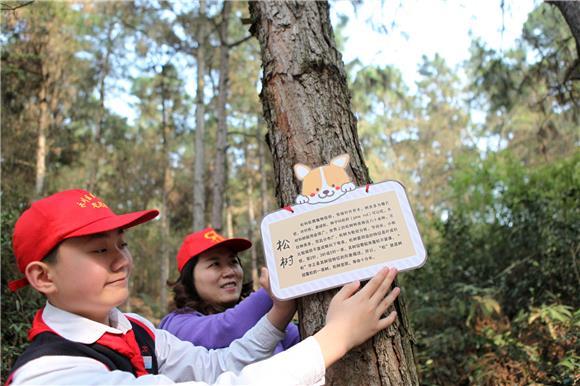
[229,34,253,49]
[227,130,257,138]
[1,1,34,11]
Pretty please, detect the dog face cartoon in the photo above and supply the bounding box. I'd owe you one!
[293,154,356,205]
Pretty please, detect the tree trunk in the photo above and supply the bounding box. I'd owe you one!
[244,136,259,289]
[226,199,234,238]
[193,0,207,230]
[211,1,232,233]
[35,77,49,198]
[159,66,172,315]
[249,2,419,384]
[549,1,580,80]
[88,18,114,191]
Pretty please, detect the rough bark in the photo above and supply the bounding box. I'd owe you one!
[211,1,231,233]
[249,2,419,384]
[549,1,580,80]
[193,0,207,230]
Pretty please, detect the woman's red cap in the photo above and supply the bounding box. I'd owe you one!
[176,227,252,272]
[9,189,159,291]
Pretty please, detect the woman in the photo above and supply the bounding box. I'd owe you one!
[160,227,300,353]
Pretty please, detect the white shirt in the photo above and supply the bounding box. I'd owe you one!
[10,302,325,385]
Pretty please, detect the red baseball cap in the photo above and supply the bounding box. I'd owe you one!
[176,227,251,272]
[9,189,159,291]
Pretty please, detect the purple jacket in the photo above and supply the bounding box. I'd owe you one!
[159,288,300,354]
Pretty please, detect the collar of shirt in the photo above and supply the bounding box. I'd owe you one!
[42,302,132,344]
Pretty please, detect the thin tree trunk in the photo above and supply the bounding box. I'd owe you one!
[211,1,232,233]
[159,66,172,315]
[226,199,234,238]
[88,20,114,191]
[193,0,207,230]
[249,2,419,384]
[35,78,49,198]
[244,137,259,289]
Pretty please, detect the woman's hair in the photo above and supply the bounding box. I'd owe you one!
[167,254,253,315]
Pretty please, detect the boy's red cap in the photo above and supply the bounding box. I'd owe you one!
[176,227,251,272]
[9,189,159,292]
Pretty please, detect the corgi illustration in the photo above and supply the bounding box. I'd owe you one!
[294,154,356,205]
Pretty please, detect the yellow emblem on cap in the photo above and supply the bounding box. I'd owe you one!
[77,193,108,209]
[204,230,225,243]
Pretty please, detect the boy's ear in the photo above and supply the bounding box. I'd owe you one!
[25,262,57,295]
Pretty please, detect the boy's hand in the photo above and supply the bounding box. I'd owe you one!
[315,267,400,367]
[260,267,296,332]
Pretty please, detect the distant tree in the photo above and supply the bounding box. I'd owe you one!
[193,0,207,230]
[1,2,93,200]
[466,3,579,165]
[210,1,231,233]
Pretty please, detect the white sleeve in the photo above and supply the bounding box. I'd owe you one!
[155,315,285,383]
[10,356,177,385]
[212,337,326,385]
[10,337,325,386]
[10,315,324,386]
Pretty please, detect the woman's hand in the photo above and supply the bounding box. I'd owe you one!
[260,267,296,332]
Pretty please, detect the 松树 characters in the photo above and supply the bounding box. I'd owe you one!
[294,154,356,205]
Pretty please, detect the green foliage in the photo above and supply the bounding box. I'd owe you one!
[404,152,579,385]
[466,3,579,164]
[1,208,45,381]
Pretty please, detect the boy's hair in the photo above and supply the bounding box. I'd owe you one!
[43,247,59,265]
[9,189,158,291]
[168,256,253,315]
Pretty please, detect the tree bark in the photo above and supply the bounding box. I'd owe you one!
[549,1,580,80]
[35,75,49,198]
[193,0,207,230]
[211,1,232,233]
[249,2,419,384]
[88,15,115,192]
[244,136,259,289]
[226,199,234,238]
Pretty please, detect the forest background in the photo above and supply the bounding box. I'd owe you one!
[1,1,578,385]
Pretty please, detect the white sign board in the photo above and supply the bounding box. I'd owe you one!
[260,180,426,300]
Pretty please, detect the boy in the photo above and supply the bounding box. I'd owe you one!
[7,189,400,385]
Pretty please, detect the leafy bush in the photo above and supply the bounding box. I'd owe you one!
[1,208,45,382]
[404,152,579,385]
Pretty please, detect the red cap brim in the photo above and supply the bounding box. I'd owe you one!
[67,209,159,238]
[209,238,252,254]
